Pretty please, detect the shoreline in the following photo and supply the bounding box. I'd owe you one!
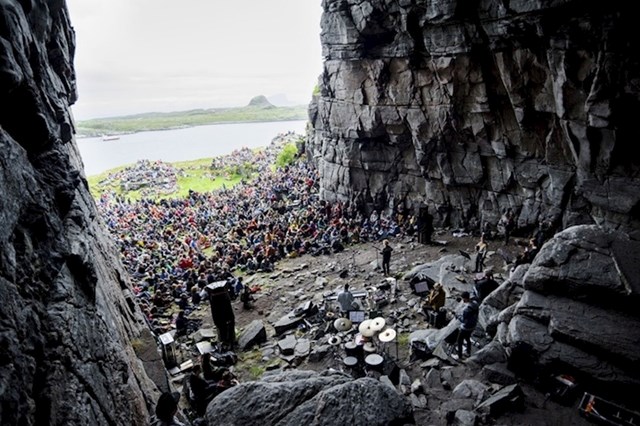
[75,117,309,139]
[74,117,309,142]
[76,120,308,176]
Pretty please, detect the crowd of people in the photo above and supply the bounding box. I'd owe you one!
[97,159,182,199]
[96,135,417,337]
[94,131,555,366]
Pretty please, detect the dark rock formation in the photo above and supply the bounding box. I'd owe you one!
[476,225,640,400]
[308,0,640,232]
[0,2,158,424]
[205,370,414,426]
[238,319,267,350]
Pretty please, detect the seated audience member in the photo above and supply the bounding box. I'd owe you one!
[186,364,218,416]
[423,282,446,313]
[149,391,185,426]
[240,285,254,310]
[513,238,539,268]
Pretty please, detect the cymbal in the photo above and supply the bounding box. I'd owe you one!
[370,317,386,331]
[358,319,372,334]
[328,335,342,346]
[359,320,376,337]
[333,318,353,332]
[363,342,376,353]
[378,328,397,342]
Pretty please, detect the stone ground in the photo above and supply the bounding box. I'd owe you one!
[179,231,590,425]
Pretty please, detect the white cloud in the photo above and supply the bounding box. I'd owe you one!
[66,0,323,119]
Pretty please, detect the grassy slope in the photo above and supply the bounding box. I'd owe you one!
[77,105,308,137]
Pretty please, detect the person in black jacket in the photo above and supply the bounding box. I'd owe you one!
[474,271,499,301]
[149,391,186,426]
[380,239,393,276]
[454,291,479,360]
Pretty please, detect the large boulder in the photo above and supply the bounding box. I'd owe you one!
[479,226,640,399]
[204,370,414,426]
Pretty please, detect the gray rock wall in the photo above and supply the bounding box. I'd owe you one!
[308,0,640,232]
[1,2,157,424]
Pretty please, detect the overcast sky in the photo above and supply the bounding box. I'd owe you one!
[66,0,324,120]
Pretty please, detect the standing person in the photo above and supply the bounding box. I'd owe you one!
[337,283,356,317]
[474,233,488,273]
[380,239,393,276]
[534,220,551,249]
[149,392,186,426]
[453,291,479,360]
[234,277,244,299]
[499,208,515,245]
[416,206,434,244]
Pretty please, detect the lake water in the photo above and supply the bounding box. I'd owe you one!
[76,120,308,176]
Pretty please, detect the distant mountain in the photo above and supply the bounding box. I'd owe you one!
[248,95,274,108]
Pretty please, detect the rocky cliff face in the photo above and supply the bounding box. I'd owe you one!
[308,0,640,232]
[0,2,158,424]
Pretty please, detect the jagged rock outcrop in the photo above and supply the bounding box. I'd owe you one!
[308,0,640,233]
[475,225,640,400]
[205,370,414,426]
[1,2,158,424]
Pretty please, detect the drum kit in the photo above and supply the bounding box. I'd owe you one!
[329,316,397,375]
